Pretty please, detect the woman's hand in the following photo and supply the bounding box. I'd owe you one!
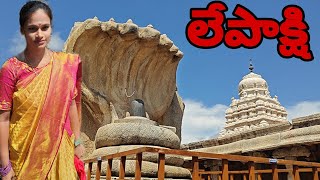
[2,168,15,180]
[74,144,85,158]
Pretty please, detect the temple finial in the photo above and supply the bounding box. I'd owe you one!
[249,59,254,72]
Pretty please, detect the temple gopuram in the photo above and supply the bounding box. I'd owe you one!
[182,64,320,180]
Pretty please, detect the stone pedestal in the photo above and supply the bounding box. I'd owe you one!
[90,117,191,178]
[95,117,180,149]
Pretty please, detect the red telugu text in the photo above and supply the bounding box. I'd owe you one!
[185,2,314,61]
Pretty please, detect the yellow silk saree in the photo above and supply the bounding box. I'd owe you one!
[1,52,81,180]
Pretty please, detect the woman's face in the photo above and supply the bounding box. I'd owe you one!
[21,9,52,50]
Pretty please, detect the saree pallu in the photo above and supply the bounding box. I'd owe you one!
[8,52,81,180]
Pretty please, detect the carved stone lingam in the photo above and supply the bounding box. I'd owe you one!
[92,100,189,178]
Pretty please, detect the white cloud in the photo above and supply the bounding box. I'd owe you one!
[8,32,65,55]
[48,33,65,51]
[9,33,25,55]
[286,101,320,121]
[181,99,228,144]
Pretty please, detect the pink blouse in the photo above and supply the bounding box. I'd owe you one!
[0,57,78,135]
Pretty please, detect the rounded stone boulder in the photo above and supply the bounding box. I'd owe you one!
[95,123,181,149]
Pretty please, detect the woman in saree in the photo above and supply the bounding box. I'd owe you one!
[0,1,85,179]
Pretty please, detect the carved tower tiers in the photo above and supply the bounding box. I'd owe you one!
[219,63,288,137]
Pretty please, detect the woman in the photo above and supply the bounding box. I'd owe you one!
[0,1,85,179]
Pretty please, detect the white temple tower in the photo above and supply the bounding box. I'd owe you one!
[219,62,288,137]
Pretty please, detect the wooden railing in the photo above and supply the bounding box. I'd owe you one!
[84,146,320,180]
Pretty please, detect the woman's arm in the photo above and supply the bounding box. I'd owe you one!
[0,111,15,179]
[69,99,85,158]
[70,99,81,141]
[0,111,10,166]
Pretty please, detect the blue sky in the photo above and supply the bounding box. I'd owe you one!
[1,1,319,143]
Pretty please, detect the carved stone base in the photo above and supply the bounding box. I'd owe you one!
[95,122,180,149]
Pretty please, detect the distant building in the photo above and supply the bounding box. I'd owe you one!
[182,63,320,180]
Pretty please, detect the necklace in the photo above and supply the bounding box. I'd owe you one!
[23,50,53,75]
[31,67,39,76]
